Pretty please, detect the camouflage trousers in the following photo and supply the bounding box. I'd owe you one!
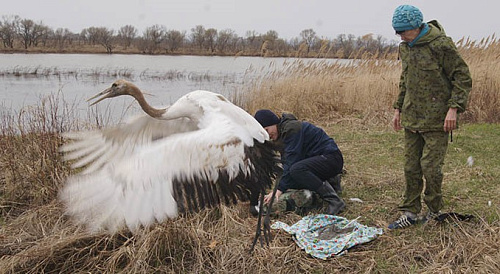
[266,189,322,215]
[399,129,449,214]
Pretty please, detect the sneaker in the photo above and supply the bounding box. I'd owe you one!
[388,213,417,229]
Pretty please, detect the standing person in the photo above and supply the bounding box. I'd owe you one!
[389,5,472,229]
[254,109,345,215]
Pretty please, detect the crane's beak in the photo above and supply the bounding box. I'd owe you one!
[87,87,113,106]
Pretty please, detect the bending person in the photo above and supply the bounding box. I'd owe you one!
[254,109,345,215]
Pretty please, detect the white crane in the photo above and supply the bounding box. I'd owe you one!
[59,80,280,243]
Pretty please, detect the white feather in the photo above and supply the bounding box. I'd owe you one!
[60,87,270,233]
[467,156,474,167]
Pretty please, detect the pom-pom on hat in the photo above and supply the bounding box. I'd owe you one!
[254,109,280,128]
[392,5,423,32]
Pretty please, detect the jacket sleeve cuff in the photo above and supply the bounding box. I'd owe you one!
[277,183,287,193]
[448,101,465,113]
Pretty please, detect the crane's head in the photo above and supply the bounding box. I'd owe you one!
[87,79,139,106]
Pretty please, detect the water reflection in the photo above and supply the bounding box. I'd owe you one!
[0,54,342,122]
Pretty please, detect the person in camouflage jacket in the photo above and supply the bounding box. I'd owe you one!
[389,5,472,229]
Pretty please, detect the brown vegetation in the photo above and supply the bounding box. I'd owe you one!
[0,37,499,273]
[243,37,500,124]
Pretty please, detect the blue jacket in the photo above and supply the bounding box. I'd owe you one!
[277,113,340,192]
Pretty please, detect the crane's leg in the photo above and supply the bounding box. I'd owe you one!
[262,180,279,245]
[249,181,280,253]
[249,189,266,253]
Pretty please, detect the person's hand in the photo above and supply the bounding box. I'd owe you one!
[392,109,402,131]
[264,189,282,205]
[444,108,458,132]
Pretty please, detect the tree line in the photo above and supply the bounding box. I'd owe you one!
[0,14,398,58]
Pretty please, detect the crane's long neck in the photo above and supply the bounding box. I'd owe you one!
[131,88,166,118]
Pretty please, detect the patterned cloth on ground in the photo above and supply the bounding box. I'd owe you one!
[271,214,383,259]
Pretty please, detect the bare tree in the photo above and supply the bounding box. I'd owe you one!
[288,37,301,51]
[81,27,100,45]
[52,28,73,49]
[204,28,217,52]
[300,28,317,54]
[0,15,20,48]
[16,19,49,49]
[355,33,386,57]
[375,35,391,54]
[232,36,245,53]
[334,34,356,58]
[0,13,399,58]
[190,25,205,50]
[164,30,185,53]
[273,38,289,56]
[118,25,137,49]
[263,30,278,42]
[18,19,35,49]
[262,30,279,55]
[142,24,166,54]
[31,23,50,47]
[94,27,115,53]
[216,29,236,53]
[245,30,262,54]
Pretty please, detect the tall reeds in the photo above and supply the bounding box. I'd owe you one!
[0,39,499,273]
[0,89,97,220]
[243,36,500,125]
[457,35,500,122]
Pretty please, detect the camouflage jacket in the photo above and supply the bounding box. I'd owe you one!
[393,20,472,131]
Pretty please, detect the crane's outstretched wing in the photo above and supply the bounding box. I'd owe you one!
[60,114,198,174]
[59,112,278,233]
[162,90,268,145]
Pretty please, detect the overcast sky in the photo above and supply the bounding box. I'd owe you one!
[3,0,497,43]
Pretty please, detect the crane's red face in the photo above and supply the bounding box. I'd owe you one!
[264,124,279,141]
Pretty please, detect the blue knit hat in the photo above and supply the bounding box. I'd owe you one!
[254,109,280,128]
[392,5,423,32]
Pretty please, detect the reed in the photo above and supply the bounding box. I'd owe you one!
[0,66,223,83]
[0,92,80,219]
[0,39,499,273]
[242,36,500,125]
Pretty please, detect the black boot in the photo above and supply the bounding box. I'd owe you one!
[327,174,342,195]
[315,181,345,215]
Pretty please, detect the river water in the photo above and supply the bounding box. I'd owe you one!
[0,53,340,122]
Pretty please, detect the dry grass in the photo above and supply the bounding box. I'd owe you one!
[1,38,500,273]
[243,36,500,125]
[457,37,500,123]
[1,198,498,273]
[1,164,499,273]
